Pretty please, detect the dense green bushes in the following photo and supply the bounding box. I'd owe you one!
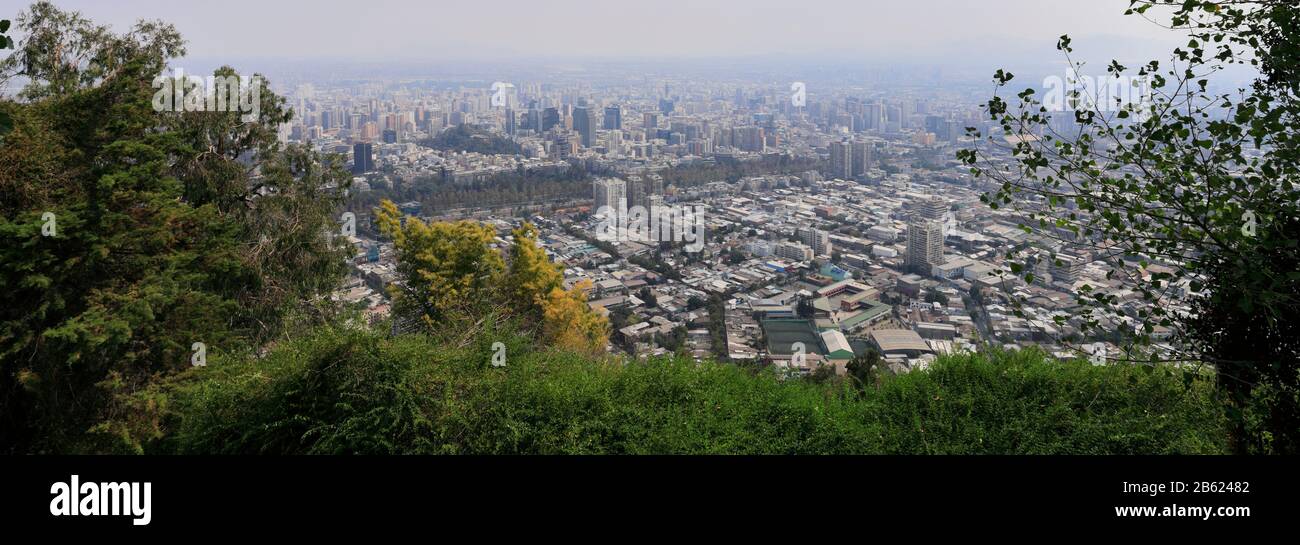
[125,326,1230,454]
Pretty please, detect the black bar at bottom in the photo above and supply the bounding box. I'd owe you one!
[2,456,1289,536]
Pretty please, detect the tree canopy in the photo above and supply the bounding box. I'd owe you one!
[958,0,1300,452]
[0,2,350,453]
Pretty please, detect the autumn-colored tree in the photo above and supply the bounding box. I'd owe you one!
[505,222,563,322]
[377,204,608,352]
[541,280,610,355]
[374,199,504,327]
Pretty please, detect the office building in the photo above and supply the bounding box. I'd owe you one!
[352,142,374,174]
[574,106,596,147]
[604,105,622,130]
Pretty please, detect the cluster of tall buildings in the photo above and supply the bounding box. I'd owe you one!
[828,139,875,179]
[593,173,666,211]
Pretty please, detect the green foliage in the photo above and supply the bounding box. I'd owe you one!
[961,0,1300,452]
[129,326,1229,454]
[0,2,185,101]
[0,3,350,453]
[845,348,881,392]
[924,288,949,306]
[418,123,522,155]
[350,162,593,215]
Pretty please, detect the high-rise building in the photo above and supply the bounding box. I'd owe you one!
[866,102,885,131]
[573,106,596,147]
[829,140,852,179]
[626,175,647,209]
[504,107,516,135]
[797,226,833,257]
[914,196,948,221]
[731,126,765,152]
[906,220,946,274]
[542,107,560,132]
[851,141,872,177]
[603,105,622,130]
[526,102,541,132]
[643,112,659,136]
[352,142,374,174]
[551,130,578,159]
[592,178,627,212]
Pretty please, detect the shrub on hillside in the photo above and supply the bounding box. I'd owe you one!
[125,326,1230,455]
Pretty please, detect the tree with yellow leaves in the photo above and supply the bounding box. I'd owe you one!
[376,201,608,352]
[505,222,564,321]
[374,200,504,326]
[507,222,609,353]
[541,280,610,355]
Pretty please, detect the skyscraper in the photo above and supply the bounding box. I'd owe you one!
[731,126,765,152]
[906,220,946,274]
[526,102,541,132]
[573,105,596,147]
[643,112,659,136]
[829,140,852,179]
[626,175,647,208]
[646,173,664,196]
[542,107,560,132]
[603,105,622,130]
[352,142,374,174]
[850,141,872,177]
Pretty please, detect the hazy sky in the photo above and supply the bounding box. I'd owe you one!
[15,0,1185,64]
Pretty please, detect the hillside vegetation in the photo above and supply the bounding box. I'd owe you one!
[117,325,1230,455]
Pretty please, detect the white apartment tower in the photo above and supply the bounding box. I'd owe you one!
[906,219,945,274]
